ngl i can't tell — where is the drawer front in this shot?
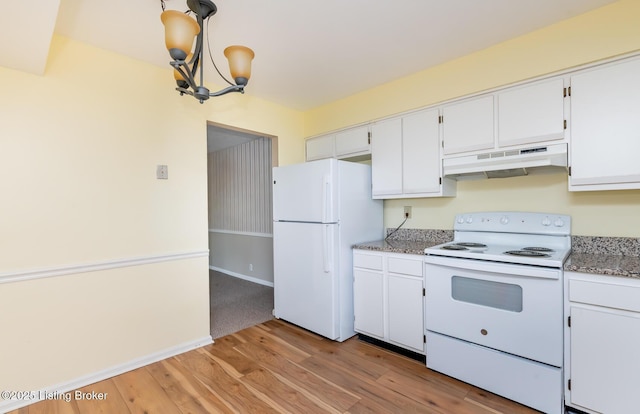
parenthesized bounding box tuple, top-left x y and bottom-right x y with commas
(569, 279, 640, 313)
(353, 252, 383, 271)
(387, 256, 423, 276)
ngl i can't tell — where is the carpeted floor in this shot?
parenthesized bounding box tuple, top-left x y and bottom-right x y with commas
(209, 270, 274, 339)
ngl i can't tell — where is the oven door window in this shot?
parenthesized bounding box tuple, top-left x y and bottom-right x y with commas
(451, 276, 523, 312)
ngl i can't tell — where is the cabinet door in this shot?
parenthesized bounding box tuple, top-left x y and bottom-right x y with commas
(371, 118, 402, 197)
(387, 274, 424, 353)
(306, 134, 335, 161)
(402, 109, 441, 194)
(442, 95, 495, 155)
(335, 125, 370, 158)
(353, 268, 384, 338)
(569, 305, 640, 413)
(570, 57, 640, 191)
(497, 77, 565, 147)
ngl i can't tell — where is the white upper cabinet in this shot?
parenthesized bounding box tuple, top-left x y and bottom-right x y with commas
(305, 133, 334, 161)
(371, 110, 454, 199)
(305, 125, 371, 162)
(335, 125, 370, 159)
(402, 109, 442, 195)
(371, 117, 403, 196)
(497, 77, 566, 147)
(442, 95, 495, 155)
(569, 55, 640, 191)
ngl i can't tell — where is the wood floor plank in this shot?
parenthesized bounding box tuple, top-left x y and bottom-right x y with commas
(464, 385, 539, 414)
(376, 368, 501, 414)
(307, 338, 392, 382)
(175, 345, 282, 413)
(234, 339, 361, 412)
(20, 395, 80, 414)
(111, 367, 182, 414)
(145, 358, 233, 414)
(73, 379, 130, 414)
(241, 366, 339, 413)
(300, 354, 432, 413)
(232, 323, 311, 363)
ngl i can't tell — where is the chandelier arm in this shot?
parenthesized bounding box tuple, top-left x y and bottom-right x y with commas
(208, 84, 245, 97)
(171, 61, 198, 90)
(175, 87, 195, 97)
(205, 18, 235, 86)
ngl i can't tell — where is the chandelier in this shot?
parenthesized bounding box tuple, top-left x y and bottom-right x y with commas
(160, 0, 255, 103)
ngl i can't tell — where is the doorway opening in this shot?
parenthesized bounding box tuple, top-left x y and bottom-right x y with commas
(206, 121, 278, 338)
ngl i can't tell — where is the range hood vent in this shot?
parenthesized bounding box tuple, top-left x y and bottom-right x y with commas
(443, 143, 567, 180)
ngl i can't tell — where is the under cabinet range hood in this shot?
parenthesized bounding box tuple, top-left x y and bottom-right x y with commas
(443, 143, 567, 180)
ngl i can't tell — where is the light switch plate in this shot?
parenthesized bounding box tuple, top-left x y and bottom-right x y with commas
(156, 165, 168, 179)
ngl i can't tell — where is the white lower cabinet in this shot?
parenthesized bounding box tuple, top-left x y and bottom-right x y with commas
(565, 271, 640, 414)
(353, 250, 425, 354)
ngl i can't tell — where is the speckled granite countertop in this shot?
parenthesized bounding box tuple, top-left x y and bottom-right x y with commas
(352, 239, 441, 255)
(564, 236, 640, 278)
(353, 228, 453, 255)
(353, 231, 640, 279)
(564, 253, 640, 278)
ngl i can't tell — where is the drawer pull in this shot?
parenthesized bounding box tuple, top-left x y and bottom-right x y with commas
(480, 329, 488, 336)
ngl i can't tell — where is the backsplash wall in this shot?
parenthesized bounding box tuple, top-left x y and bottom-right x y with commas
(383, 173, 640, 237)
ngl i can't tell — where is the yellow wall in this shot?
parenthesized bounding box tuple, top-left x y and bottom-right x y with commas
(0, 34, 303, 399)
(3, 0, 640, 403)
(303, 0, 640, 237)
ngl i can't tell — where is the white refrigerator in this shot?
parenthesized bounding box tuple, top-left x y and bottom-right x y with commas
(273, 158, 383, 341)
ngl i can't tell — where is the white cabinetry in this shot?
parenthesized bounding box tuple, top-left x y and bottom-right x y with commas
(305, 125, 370, 161)
(565, 271, 640, 414)
(371, 109, 455, 199)
(352, 252, 384, 338)
(335, 125, 370, 159)
(442, 95, 494, 155)
(442, 77, 567, 157)
(497, 77, 566, 147)
(370, 117, 402, 196)
(353, 250, 425, 354)
(569, 56, 640, 191)
(305, 133, 334, 161)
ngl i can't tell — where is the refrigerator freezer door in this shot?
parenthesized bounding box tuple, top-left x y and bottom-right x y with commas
(273, 159, 338, 223)
(273, 221, 339, 339)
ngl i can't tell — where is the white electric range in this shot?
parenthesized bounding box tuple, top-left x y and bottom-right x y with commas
(424, 211, 571, 414)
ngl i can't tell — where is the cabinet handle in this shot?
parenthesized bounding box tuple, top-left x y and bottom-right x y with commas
(480, 329, 488, 336)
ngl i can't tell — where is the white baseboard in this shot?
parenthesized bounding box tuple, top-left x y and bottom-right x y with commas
(0, 336, 213, 413)
(209, 266, 274, 288)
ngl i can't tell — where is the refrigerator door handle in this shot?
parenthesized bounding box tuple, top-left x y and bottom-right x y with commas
(322, 224, 332, 273)
(322, 174, 332, 223)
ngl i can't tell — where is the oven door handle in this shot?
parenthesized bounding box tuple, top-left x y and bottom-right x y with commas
(424, 255, 560, 279)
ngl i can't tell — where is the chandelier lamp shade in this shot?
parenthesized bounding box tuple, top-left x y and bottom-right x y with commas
(160, 0, 254, 103)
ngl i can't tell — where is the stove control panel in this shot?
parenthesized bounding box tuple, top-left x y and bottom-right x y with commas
(453, 212, 571, 235)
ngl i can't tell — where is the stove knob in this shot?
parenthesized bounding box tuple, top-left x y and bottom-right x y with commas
(500, 216, 509, 225)
(457, 216, 464, 224)
(554, 218, 565, 227)
(466, 216, 473, 224)
(542, 217, 552, 226)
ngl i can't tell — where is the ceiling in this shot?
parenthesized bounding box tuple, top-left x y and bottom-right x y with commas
(4, 0, 618, 111)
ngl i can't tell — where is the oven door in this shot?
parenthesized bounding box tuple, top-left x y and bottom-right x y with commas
(424, 255, 563, 367)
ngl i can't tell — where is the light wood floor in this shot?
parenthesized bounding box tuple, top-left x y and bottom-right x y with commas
(10, 319, 539, 413)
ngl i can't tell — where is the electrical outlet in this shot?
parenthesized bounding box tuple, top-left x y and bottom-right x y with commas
(404, 206, 412, 219)
(249, 264, 253, 272)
